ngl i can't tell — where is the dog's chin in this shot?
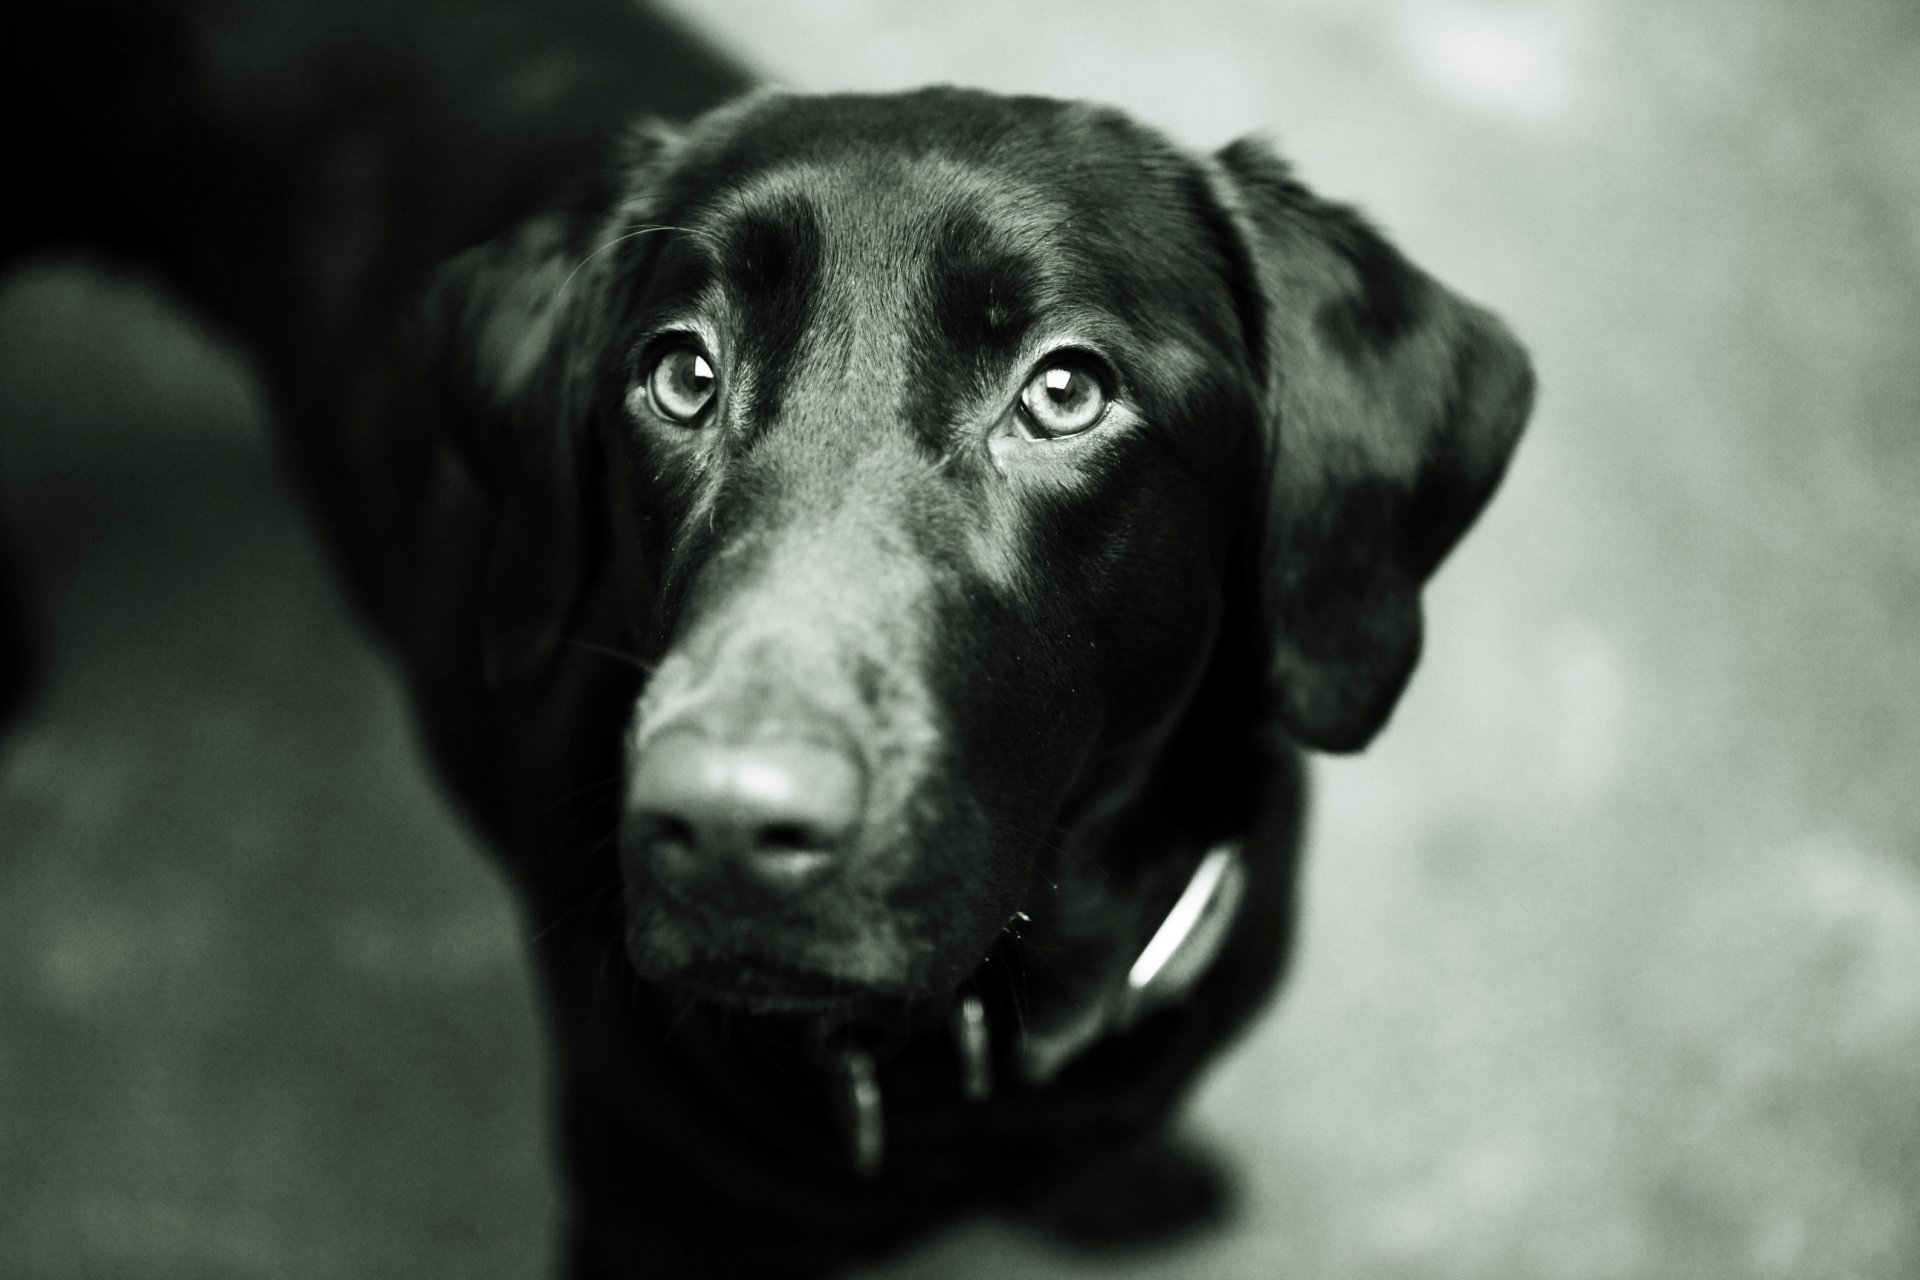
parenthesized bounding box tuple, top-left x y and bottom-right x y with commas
(619, 872, 1011, 1019)
(621, 914, 974, 1027)
(660, 956, 923, 1022)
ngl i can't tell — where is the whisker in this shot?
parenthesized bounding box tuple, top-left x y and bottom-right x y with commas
(540, 878, 620, 977)
(663, 991, 701, 1040)
(590, 929, 615, 1030)
(533, 771, 625, 823)
(555, 223, 683, 303)
(565, 636, 659, 675)
(530, 892, 595, 946)
(985, 948, 1031, 1040)
(1033, 211, 1080, 250)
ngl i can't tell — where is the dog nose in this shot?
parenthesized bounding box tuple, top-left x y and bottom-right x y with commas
(627, 729, 865, 907)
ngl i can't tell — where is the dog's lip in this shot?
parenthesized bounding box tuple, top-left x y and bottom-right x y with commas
(664, 955, 913, 1015)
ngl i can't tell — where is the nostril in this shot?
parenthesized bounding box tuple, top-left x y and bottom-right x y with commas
(640, 813, 701, 881)
(648, 814, 697, 848)
(758, 822, 820, 852)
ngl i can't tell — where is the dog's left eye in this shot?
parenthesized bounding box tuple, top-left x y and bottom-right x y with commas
(1017, 358, 1110, 438)
(644, 345, 718, 424)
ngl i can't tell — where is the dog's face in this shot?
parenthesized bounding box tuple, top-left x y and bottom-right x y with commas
(601, 93, 1260, 1009)
(446, 89, 1532, 1018)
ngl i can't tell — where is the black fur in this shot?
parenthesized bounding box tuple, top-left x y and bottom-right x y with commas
(3, 3, 1532, 1276)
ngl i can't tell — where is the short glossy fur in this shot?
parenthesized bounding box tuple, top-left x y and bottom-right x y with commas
(4, 3, 1532, 1275)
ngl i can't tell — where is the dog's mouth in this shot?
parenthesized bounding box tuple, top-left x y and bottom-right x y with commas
(619, 880, 979, 1021)
(665, 954, 917, 1018)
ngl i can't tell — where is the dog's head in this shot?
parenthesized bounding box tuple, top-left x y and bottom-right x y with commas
(438, 89, 1531, 1019)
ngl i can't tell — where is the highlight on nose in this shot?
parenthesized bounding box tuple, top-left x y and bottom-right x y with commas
(625, 727, 867, 908)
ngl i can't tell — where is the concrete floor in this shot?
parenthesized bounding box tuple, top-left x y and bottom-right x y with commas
(3, 1, 1917, 1277)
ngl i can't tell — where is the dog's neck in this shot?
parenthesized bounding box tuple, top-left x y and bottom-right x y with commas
(823, 837, 1249, 1176)
(1014, 840, 1249, 1084)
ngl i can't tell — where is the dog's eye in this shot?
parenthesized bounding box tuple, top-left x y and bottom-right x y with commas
(645, 345, 717, 424)
(1017, 358, 1109, 438)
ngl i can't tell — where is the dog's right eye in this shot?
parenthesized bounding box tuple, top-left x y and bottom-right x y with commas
(1016, 355, 1112, 439)
(642, 345, 717, 424)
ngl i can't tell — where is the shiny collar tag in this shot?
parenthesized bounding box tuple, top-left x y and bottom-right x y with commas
(835, 993, 990, 1178)
(953, 992, 992, 1101)
(1116, 842, 1248, 1028)
(836, 1049, 884, 1178)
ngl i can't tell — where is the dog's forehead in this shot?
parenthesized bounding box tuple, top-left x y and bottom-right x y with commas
(683, 88, 1192, 219)
(661, 91, 1242, 345)
(705, 156, 1062, 270)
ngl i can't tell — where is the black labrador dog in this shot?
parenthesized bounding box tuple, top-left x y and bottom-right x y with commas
(4, 1, 1533, 1274)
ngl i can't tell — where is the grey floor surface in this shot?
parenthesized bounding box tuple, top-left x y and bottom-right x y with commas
(3, 1, 1917, 1277)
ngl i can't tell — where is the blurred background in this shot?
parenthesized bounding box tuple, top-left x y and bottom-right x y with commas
(3, 0, 1917, 1276)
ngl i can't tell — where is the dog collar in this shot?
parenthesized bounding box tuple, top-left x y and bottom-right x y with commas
(834, 840, 1248, 1176)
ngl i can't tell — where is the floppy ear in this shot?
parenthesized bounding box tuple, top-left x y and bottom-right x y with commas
(427, 214, 608, 687)
(424, 123, 679, 687)
(1208, 137, 1535, 753)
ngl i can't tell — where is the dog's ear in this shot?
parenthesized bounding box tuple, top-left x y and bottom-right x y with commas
(425, 123, 680, 687)
(1209, 137, 1534, 752)
(428, 213, 611, 687)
